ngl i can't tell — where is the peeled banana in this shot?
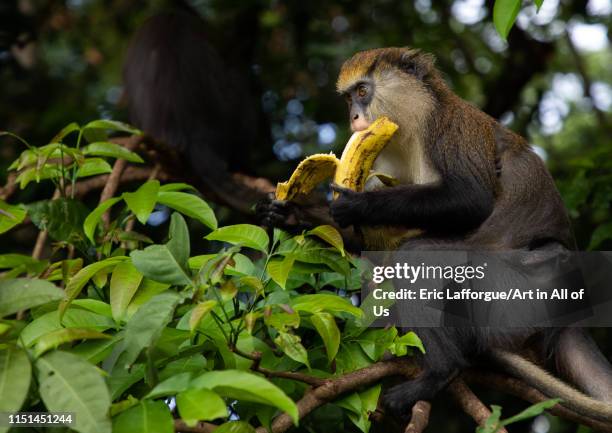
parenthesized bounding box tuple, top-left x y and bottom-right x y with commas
(275, 117, 399, 201)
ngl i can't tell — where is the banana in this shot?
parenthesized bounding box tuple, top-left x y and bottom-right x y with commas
(275, 117, 398, 201)
(332, 117, 399, 195)
(275, 154, 338, 201)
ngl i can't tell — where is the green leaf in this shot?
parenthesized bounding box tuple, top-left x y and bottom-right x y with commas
(266, 255, 295, 290)
(192, 370, 298, 425)
(120, 292, 182, 367)
(0, 346, 31, 432)
(391, 331, 425, 357)
(166, 212, 190, 269)
(0, 254, 43, 270)
(206, 224, 269, 252)
(214, 421, 257, 433)
(493, 0, 521, 40)
(307, 225, 345, 256)
(130, 214, 192, 285)
(109, 395, 139, 417)
(123, 180, 160, 225)
(159, 183, 196, 192)
(338, 385, 381, 433)
(534, 0, 544, 11)
(188, 254, 217, 270)
(51, 122, 80, 142)
(588, 221, 612, 250)
(15, 165, 61, 189)
(357, 328, 398, 362)
(157, 191, 217, 229)
(177, 388, 228, 425)
(274, 331, 310, 369)
(82, 142, 144, 163)
(0, 278, 65, 317)
(61, 256, 128, 317)
(146, 372, 193, 398)
(125, 279, 170, 318)
(110, 261, 143, 323)
(501, 399, 560, 426)
(264, 310, 300, 331)
(72, 299, 112, 317)
(82, 119, 142, 135)
(69, 337, 119, 364)
(131, 245, 191, 286)
(27, 198, 89, 242)
(34, 328, 111, 357)
(0, 200, 26, 234)
(189, 300, 218, 332)
(75, 158, 112, 178)
(477, 405, 502, 433)
(83, 197, 122, 244)
(36, 351, 111, 433)
(291, 294, 362, 317)
(112, 400, 173, 433)
(311, 312, 340, 362)
(20, 309, 115, 347)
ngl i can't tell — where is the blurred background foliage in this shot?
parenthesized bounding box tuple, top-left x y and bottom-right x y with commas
(0, 0, 610, 249)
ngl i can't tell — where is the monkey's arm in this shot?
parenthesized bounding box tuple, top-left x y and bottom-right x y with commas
(330, 174, 494, 234)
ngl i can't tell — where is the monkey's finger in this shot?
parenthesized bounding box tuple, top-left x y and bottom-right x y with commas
(270, 199, 291, 209)
(330, 183, 353, 196)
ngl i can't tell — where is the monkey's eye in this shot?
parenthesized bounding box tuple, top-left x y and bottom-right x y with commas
(345, 93, 352, 104)
(357, 85, 368, 98)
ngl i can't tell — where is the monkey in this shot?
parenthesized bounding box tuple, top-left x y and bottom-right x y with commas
(259, 47, 612, 423)
(122, 8, 272, 214)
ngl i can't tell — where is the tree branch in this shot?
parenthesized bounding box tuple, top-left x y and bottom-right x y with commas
(464, 370, 612, 433)
(404, 401, 431, 433)
(0, 172, 18, 201)
(254, 359, 418, 433)
(448, 378, 508, 433)
(98, 134, 143, 226)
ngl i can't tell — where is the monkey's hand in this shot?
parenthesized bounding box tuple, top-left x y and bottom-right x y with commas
(330, 184, 367, 228)
(255, 193, 314, 232)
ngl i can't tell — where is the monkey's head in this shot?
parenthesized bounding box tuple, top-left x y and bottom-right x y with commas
(337, 47, 440, 138)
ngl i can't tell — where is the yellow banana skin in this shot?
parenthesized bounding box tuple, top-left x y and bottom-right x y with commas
(275, 117, 398, 201)
(275, 154, 338, 201)
(333, 117, 399, 194)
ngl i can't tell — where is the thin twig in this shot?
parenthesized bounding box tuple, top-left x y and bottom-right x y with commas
(231, 346, 327, 387)
(404, 401, 431, 433)
(99, 135, 144, 226)
(448, 378, 508, 433)
(31, 189, 61, 260)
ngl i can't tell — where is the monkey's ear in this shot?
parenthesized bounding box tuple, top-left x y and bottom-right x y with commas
(399, 50, 435, 80)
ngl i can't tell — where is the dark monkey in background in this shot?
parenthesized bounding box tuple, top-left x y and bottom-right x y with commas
(122, 9, 271, 212)
(263, 47, 612, 422)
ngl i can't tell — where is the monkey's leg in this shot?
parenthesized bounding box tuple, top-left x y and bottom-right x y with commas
(555, 328, 612, 402)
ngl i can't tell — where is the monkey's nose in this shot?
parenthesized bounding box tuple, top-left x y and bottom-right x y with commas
(351, 115, 370, 132)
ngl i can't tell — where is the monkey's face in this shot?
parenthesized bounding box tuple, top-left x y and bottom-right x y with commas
(337, 47, 437, 137)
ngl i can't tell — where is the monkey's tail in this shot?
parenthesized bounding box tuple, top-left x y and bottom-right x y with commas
(491, 349, 612, 422)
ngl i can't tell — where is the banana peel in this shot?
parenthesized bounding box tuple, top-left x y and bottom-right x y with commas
(275, 117, 399, 201)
